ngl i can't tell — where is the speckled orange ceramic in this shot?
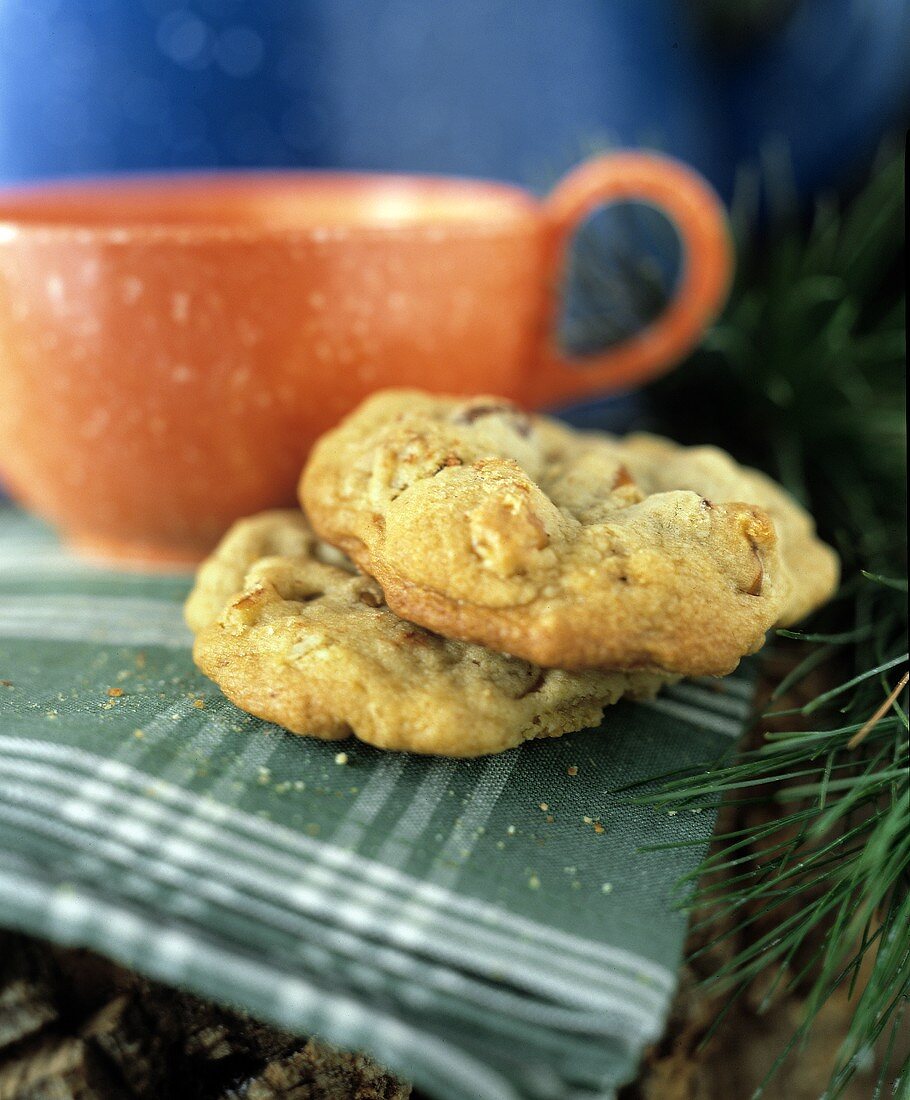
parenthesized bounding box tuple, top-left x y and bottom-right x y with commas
(0, 157, 730, 564)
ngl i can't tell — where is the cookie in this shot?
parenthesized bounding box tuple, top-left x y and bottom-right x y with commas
(186, 511, 670, 757)
(185, 510, 320, 634)
(615, 433, 838, 627)
(300, 390, 838, 676)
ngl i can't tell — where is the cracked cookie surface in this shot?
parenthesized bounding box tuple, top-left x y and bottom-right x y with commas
(300, 390, 838, 676)
(186, 511, 670, 757)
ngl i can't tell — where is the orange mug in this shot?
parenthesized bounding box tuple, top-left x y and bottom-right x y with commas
(0, 155, 730, 564)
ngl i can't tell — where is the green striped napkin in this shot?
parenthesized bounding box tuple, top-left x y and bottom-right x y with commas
(0, 504, 753, 1100)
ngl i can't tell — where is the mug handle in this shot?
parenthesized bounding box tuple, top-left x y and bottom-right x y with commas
(525, 152, 732, 408)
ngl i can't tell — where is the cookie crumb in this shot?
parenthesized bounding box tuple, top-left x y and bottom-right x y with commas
(528, 873, 541, 890)
(567, 765, 578, 777)
(193, 698, 205, 709)
(106, 687, 124, 698)
(133, 729, 144, 739)
(601, 882, 613, 894)
(593, 822, 605, 835)
(538, 802, 549, 812)
(334, 751, 349, 765)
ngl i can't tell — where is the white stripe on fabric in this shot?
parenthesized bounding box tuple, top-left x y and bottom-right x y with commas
(51, 697, 208, 835)
(0, 868, 523, 1100)
(0, 526, 57, 549)
(112, 697, 206, 771)
(0, 596, 192, 648)
(692, 675, 754, 700)
(0, 543, 192, 578)
(361, 754, 532, 1026)
(0, 736, 674, 992)
(0, 738, 675, 1001)
(663, 682, 751, 719)
(637, 696, 740, 738)
(353, 757, 522, 1034)
(0, 552, 152, 578)
(0, 787, 659, 1039)
(432, 754, 520, 888)
(0, 773, 667, 1027)
(199, 734, 280, 794)
(0, 553, 101, 576)
(376, 760, 456, 865)
(332, 756, 406, 849)
(1, 839, 651, 1098)
(1, 737, 675, 999)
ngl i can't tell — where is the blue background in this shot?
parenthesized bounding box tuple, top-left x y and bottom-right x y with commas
(1, 0, 908, 199)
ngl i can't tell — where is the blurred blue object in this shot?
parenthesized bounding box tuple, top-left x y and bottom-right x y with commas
(0, 0, 907, 199)
(723, 0, 910, 197)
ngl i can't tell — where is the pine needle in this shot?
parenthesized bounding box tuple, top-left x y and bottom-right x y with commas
(848, 672, 910, 749)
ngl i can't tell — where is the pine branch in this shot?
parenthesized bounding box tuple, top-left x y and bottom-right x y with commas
(637, 145, 908, 1096)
